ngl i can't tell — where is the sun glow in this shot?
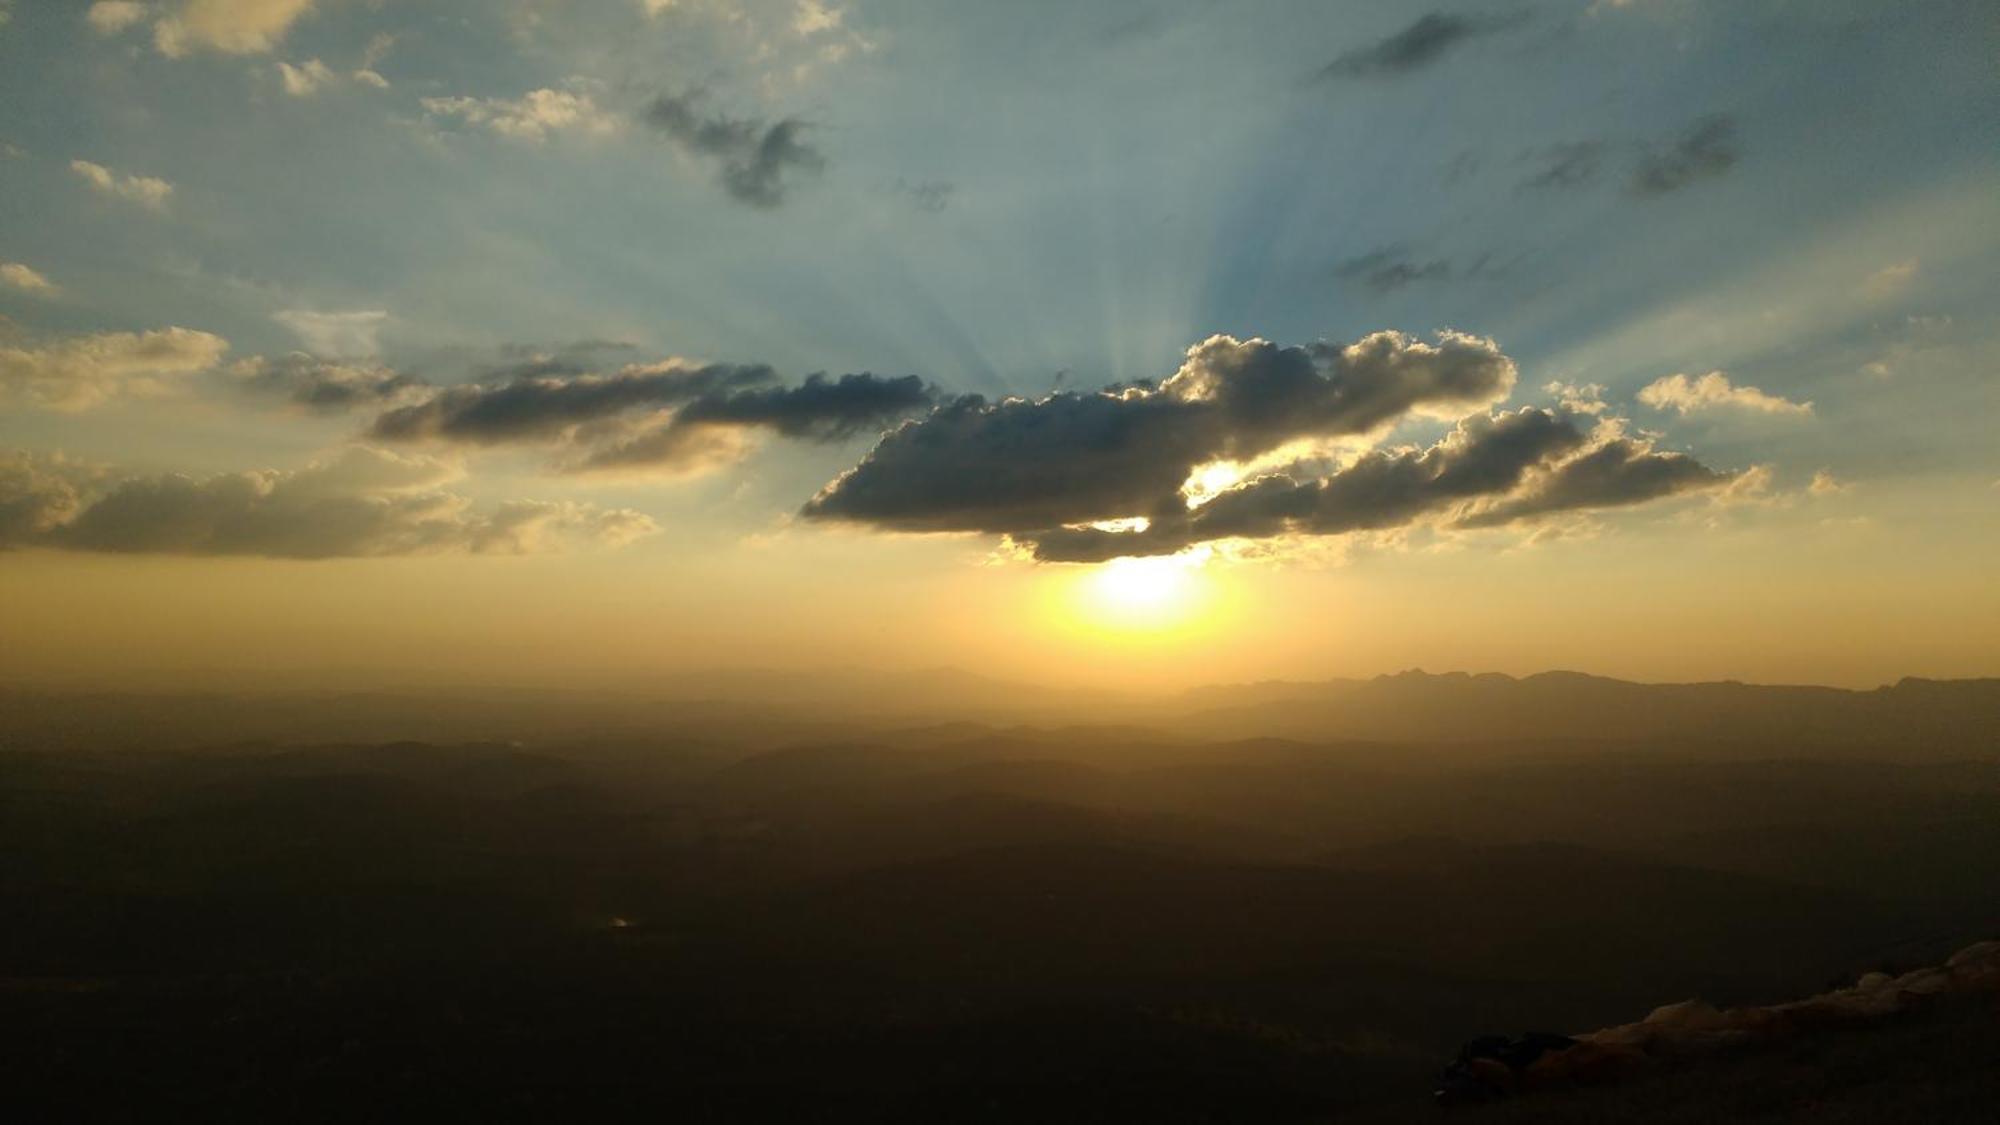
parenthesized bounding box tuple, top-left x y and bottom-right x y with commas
(1071, 550, 1213, 634)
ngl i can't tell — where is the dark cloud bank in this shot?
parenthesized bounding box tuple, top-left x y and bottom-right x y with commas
(802, 332, 1740, 562)
(367, 361, 934, 473)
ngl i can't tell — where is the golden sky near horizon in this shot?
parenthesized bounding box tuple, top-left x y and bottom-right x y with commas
(3, 474, 1992, 691)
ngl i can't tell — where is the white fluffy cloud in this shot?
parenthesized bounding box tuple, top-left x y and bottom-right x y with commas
(1544, 380, 1608, 415)
(0, 327, 229, 410)
(70, 160, 174, 212)
(1637, 370, 1812, 416)
(0, 262, 58, 296)
(153, 0, 316, 57)
(421, 88, 618, 142)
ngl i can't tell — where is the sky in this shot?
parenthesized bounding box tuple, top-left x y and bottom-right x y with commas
(0, 0, 1995, 691)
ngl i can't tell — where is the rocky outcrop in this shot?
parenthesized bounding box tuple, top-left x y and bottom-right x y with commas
(1438, 938, 2000, 1105)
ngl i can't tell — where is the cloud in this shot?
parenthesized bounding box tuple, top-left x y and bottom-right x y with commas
(566, 371, 935, 473)
(482, 339, 642, 381)
(1809, 469, 1851, 496)
(1334, 247, 1502, 294)
(1638, 370, 1812, 416)
(1455, 434, 1733, 528)
(422, 88, 618, 142)
(674, 372, 935, 439)
(1629, 114, 1740, 196)
(1544, 380, 1609, 415)
(1511, 117, 1738, 199)
(229, 353, 426, 413)
(806, 332, 1743, 561)
(360, 31, 394, 69)
(0, 327, 228, 410)
(1519, 140, 1606, 191)
(890, 178, 954, 213)
(0, 262, 58, 296)
(276, 57, 385, 96)
(793, 0, 844, 35)
(1031, 408, 1595, 562)
(803, 330, 1519, 537)
(277, 58, 332, 95)
(367, 360, 935, 473)
(643, 91, 826, 208)
(1335, 249, 1452, 294)
(468, 498, 660, 553)
(153, 0, 316, 57)
(369, 363, 779, 445)
(1861, 258, 1919, 300)
(86, 2, 149, 35)
(0, 451, 94, 544)
(273, 309, 388, 356)
(70, 160, 174, 212)
(1319, 11, 1527, 79)
(0, 445, 657, 558)
(566, 422, 758, 476)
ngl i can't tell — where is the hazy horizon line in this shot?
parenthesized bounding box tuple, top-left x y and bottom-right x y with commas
(3, 661, 1993, 699)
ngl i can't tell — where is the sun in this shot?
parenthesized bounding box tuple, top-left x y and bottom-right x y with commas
(1072, 551, 1211, 633)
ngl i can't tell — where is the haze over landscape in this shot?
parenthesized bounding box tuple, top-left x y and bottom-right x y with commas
(2, 0, 1997, 1120)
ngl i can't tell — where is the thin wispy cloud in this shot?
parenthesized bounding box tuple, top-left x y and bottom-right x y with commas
(273, 309, 389, 357)
(423, 87, 618, 142)
(276, 57, 388, 96)
(1630, 114, 1741, 196)
(0, 261, 58, 297)
(1320, 11, 1529, 80)
(70, 160, 174, 212)
(1334, 248, 1504, 295)
(1638, 371, 1812, 416)
(1519, 141, 1607, 191)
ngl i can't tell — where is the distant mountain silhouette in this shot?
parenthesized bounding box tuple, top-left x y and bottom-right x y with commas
(1174, 671, 2000, 751)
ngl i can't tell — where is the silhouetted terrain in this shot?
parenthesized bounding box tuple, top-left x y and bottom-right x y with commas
(5, 672, 1997, 1119)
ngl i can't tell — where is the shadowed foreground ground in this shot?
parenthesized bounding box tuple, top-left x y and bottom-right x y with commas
(5, 687, 1997, 1121)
